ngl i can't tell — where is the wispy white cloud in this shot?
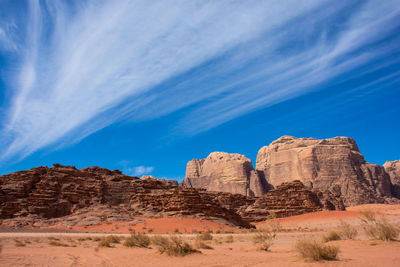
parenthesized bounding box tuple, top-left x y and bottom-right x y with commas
(124, 166, 154, 176)
(0, 0, 399, 161)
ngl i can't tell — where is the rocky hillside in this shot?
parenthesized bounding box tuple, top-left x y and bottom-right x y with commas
(183, 136, 399, 206)
(0, 164, 342, 228)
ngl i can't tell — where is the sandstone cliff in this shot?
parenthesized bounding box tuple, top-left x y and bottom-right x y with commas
(384, 160, 400, 198)
(182, 152, 266, 197)
(0, 164, 342, 228)
(255, 136, 393, 206)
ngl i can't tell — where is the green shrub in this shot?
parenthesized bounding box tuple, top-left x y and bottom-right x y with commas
(151, 235, 198, 256)
(295, 239, 339, 261)
(123, 232, 150, 248)
(322, 231, 341, 242)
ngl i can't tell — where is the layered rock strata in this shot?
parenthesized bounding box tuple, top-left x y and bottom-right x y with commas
(182, 152, 266, 197)
(0, 164, 342, 228)
(255, 136, 393, 206)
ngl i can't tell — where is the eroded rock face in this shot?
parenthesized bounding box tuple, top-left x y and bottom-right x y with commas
(256, 136, 393, 206)
(384, 160, 400, 198)
(0, 164, 343, 228)
(0, 164, 250, 228)
(182, 152, 266, 197)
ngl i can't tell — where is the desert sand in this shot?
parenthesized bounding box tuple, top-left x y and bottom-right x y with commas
(0, 204, 399, 267)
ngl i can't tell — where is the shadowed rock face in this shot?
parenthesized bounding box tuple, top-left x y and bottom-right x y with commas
(255, 136, 393, 206)
(182, 152, 266, 197)
(384, 160, 400, 198)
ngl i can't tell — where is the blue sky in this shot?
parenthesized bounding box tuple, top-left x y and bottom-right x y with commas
(0, 0, 399, 180)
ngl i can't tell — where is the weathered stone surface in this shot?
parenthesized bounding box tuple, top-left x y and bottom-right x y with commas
(384, 160, 400, 198)
(0, 164, 343, 228)
(256, 136, 393, 206)
(0, 164, 250, 228)
(182, 152, 266, 197)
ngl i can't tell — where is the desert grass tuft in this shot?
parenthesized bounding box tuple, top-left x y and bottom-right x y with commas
(252, 228, 276, 251)
(48, 240, 70, 247)
(14, 239, 26, 247)
(196, 232, 213, 241)
(295, 238, 339, 261)
(337, 221, 358, 240)
(97, 236, 122, 248)
(225, 235, 234, 243)
(195, 240, 213, 250)
(123, 232, 150, 248)
(151, 235, 199, 256)
(322, 231, 341, 242)
(360, 209, 399, 241)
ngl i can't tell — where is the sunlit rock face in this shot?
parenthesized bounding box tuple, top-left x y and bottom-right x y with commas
(384, 160, 400, 198)
(255, 136, 393, 206)
(182, 152, 267, 197)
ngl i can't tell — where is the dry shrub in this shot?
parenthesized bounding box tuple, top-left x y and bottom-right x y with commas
(225, 235, 234, 243)
(295, 239, 339, 261)
(360, 209, 399, 241)
(98, 237, 113, 248)
(338, 221, 358, 240)
(14, 239, 26, 247)
(322, 231, 341, 242)
(252, 228, 276, 251)
(196, 232, 213, 241)
(49, 240, 70, 247)
(151, 235, 199, 256)
(195, 240, 213, 250)
(123, 232, 150, 248)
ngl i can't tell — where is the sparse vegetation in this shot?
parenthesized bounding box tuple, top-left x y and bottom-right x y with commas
(252, 228, 276, 251)
(98, 238, 112, 248)
(49, 240, 70, 247)
(151, 235, 199, 256)
(97, 235, 121, 248)
(123, 232, 150, 248)
(195, 240, 213, 249)
(14, 239, 26, 247)
(360, 209, 399, 241)
(295, 238, 339, 261)
(322, 231, 341, 242)
(225, 235, 234, 243)
(196, 232, 213, 241)
(338, 221, 358, 240)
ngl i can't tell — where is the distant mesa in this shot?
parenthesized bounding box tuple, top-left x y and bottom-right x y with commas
(183, 135, 399, 206)
(182, 152, 266, 197)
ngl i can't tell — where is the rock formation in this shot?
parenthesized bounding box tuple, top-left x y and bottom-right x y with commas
(0, 164, 342, 228)
(384, 160, 400, 198)
(255, 136, 393, 206)
(182, 152, 266, 197)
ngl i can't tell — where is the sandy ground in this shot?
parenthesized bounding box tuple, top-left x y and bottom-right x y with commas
(0, 204, 399, 266)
